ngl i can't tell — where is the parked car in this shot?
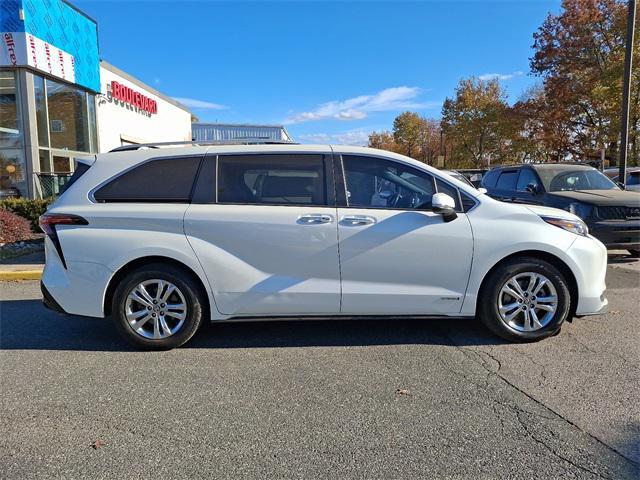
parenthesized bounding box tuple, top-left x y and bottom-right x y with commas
(40, 144, 608, 349)
(604, 167, 640, 192)
(454, 168, 487, 188)
(442, 170, 477, 189)
(482, 163, 640, 257)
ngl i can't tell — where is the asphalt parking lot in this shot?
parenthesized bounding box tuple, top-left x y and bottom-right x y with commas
(1, 258, 639, 479)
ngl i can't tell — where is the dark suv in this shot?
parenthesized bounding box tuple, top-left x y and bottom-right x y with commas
(482, 163, 640, 256)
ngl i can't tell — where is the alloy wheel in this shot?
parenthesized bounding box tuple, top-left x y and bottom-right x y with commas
(497, 272, 558, 332)
(124, 279, 187, 339)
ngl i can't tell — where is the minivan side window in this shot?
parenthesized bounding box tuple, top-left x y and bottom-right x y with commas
(217, 154, 327, 206)
(341, 155, 437, 210)
(516, 168, 540, 192)
(496, 170, 519, 190)
(93, 156, 202, 203)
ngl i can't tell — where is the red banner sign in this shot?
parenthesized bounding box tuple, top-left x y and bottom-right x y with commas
(111, 81, 157, 115)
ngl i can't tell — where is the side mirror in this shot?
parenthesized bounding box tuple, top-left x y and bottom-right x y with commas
(617, 181, 626, 190)
(525, 183, 540, 195)
(432, 193, 458, 222)
(478, 187, 488, 194)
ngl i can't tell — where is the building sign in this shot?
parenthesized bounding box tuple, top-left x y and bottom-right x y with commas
(1, 32, 76, 83)
(0, 0, 100, 92)
(110, 81, 158, 115)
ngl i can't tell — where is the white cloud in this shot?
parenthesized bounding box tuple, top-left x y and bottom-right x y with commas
(285, 86, 440, 124)
(173, 97, 227, 110)
(478, 71, 524, 81)
(298, 129, 372, 146)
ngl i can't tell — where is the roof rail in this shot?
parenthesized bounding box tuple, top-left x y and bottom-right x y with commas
(109, 138, 298, 153)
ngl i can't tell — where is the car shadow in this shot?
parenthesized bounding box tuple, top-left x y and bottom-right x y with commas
(608, 252, 639, 266)
(0, 299, 507, 352)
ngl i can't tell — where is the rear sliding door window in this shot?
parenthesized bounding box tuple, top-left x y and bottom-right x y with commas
(93, 156, 201, 203)
(217, 154, 327, 206)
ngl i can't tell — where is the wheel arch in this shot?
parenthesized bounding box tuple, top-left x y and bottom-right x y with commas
(103, 255, 211, 319)
(476, 250, 579, 319)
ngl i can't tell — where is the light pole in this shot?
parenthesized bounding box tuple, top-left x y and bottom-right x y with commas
(618, 0, 637, 187)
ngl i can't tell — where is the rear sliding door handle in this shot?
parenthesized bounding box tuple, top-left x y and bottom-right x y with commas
(297, 214, 334, 224)
(340, 215, 377, 226)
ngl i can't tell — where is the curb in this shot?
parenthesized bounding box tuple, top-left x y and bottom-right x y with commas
(0, 270, 43, 281)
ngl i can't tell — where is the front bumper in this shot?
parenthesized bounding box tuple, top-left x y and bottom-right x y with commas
(587, 218, 640, 249)
(565, 235, 609, 316)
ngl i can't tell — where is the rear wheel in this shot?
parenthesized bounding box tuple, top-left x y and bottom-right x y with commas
(478, 257, 570, 342)
(112, 264, 204, 350)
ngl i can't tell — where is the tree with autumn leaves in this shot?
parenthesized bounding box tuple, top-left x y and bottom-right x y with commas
(370, 0, 639, 168)
(528, 0, 638, 165)
(369, 112, 442, 165)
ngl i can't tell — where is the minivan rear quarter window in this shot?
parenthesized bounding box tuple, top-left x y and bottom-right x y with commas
(217, 154, 327, 206)
(94, 156, 202, 203)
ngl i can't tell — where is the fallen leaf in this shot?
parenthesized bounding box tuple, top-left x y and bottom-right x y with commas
(395, 388, 410, 396)
(91, 439, 106, 450)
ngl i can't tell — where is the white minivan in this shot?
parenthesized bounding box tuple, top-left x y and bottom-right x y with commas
(40, 143, 608, 349)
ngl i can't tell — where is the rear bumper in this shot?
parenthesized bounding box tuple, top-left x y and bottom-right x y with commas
(41, 281, 67, 314)
(587, 218, 640, 249)
(41, 237, 113, 318)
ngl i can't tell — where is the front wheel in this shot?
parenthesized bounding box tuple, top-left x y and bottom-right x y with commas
(478, 257, 571, 342)
(111, 263, 204, 350)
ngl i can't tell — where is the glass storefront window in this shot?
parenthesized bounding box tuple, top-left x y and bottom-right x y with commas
(0, 149, 27, 198)
(46, 78, 94, 152)
(34, 75, 49, 147)
(0, 70, 24, 149)
(39, 149, 51, 172)
(0, 70, 27, 197)
(87, 94, 98, 152)
(53, 155, 72, 173)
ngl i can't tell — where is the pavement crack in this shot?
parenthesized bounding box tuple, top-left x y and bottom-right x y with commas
(514, 410, 610, 479)
(437, 326, 640, 469)
(566, 332, 640, 369)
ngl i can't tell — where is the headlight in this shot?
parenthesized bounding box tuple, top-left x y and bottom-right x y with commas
(566, 202, 593, 219)
(542, 216, 589, 236)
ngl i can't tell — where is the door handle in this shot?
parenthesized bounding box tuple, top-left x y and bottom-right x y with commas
(340, 215, 377, 226)
(297, 214, 333, 224)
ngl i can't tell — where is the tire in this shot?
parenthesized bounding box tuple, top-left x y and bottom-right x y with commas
(111, 263, 205, 350)
(627, 249, 640, 258)
(478, 256, 571, 342)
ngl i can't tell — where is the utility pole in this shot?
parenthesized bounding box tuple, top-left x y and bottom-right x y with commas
(438, 129, 445, 168)
(619, 0, 637, 187)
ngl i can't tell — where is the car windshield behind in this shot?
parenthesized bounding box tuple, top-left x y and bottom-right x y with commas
(538, 168, 619, 192)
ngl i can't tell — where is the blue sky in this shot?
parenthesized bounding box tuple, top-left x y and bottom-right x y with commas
(76, 0, 561, 144)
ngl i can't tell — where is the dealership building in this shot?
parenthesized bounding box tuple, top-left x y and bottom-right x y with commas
(0, 0, 192, 199)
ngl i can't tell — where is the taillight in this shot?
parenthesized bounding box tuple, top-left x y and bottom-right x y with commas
(39, 214, 88, 269)
(39, 213, 88, 235)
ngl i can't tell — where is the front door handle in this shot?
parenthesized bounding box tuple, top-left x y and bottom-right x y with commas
(340, 215, 377, 226)
(297, 214, 333, 224)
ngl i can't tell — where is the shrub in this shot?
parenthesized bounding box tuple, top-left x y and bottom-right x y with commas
(0, 209, 33, 243)
(0, 198, 52, 232)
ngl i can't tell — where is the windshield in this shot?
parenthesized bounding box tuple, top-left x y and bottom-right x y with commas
(540, 169, 620, 192)
(451, 173, 474, 187)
